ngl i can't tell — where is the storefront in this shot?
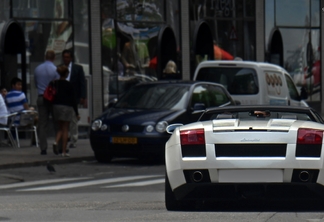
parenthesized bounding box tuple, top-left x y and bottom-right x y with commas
(0, 0, 323, 124)
(188, 0, 256, 78)
(0, 0, 91, 126)
(265, 0, 322, 110)
(100, 0, 181, 107)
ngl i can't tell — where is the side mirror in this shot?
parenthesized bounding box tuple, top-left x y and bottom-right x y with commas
(166, 123, 183, 134)
(300, 87, 308, 100)
(193, 103, 206, 111)
(108, 98, 118, 108)
(234, 100, 241, 105)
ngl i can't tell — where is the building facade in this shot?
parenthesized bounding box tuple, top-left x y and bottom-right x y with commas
(0, 0, 322, 126)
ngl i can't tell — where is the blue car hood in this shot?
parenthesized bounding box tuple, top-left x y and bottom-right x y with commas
(100, 108, 184, 124)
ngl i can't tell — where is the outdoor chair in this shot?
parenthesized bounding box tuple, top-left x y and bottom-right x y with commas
(11, 110, 39, 148)
(0, 112, 18, 148)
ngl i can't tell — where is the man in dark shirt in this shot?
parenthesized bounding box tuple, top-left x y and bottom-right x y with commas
(61, 49, 86, 148)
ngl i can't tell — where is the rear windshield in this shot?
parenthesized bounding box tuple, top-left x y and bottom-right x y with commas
(196, 67, 259, 95)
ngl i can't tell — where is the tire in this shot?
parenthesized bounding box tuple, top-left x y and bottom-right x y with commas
(165, 173, 184, 211)
(94, 151, 113, 163)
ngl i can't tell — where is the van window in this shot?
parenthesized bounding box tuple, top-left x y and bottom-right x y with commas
(285, 74, 300, 101)
(196, 68, 259, 95)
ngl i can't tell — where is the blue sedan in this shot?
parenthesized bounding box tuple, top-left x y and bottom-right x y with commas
(90, 80, 236, 163)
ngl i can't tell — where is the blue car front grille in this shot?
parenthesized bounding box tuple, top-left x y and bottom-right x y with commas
(110, 124, 145, 133)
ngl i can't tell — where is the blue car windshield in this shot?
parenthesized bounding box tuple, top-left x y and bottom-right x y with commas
(114, 84, 190, 109)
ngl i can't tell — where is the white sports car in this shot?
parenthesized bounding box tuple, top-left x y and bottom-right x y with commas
(165, 106, 324, 210)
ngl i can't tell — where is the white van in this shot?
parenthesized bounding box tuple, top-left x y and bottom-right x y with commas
(193, 60, 308, 106)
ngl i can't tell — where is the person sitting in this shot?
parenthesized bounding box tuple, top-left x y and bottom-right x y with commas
(0, 93, 8, 125)
(5, 77, 37, 146)
(5, 77, 35, 125)
(162, 60, 179, 80)
(0, 85, 8, 100)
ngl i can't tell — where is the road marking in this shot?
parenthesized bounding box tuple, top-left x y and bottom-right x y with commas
(0, 177, 92, 189)
(102, 178, 165, 188)
(17, 175, 163, 191)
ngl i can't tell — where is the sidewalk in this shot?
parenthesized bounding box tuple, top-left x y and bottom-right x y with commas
(0, 138, 95, 170)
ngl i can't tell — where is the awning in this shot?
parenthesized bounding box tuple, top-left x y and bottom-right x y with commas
(214, 45, 234, 60)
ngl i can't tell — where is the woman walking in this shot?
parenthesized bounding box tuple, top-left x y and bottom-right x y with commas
(52, 65, 79, 157)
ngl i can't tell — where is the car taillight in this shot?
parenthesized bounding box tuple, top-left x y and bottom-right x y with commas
(297, 128, 323, 144)
(180, 129, 205, 145)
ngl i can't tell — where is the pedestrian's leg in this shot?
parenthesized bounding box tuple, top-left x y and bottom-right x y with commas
(53, 120, 62, 155)
(30, 114, 38, 146)
(37, 97, 49, 154)
(62, 121, 70, 156)
(52, 109, 63, 153)
(69, 113, 78, 148)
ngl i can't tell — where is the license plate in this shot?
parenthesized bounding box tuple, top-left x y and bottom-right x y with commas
(111, 137, 137, 144)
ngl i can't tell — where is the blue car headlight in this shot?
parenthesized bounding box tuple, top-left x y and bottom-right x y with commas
(101, 124, 108, 131)
(91, 120, 102, 131)
(145, 125, 154, 133)
(155, 121, 168, 133)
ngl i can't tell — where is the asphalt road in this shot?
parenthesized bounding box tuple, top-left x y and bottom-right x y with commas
(1, 159, 324, 222)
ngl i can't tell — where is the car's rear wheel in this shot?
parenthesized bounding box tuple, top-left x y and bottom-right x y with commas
(165, 173, 187, 211)
(94, 151, 113, 163)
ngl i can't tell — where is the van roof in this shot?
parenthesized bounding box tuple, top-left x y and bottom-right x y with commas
(195, 60, 285, 72)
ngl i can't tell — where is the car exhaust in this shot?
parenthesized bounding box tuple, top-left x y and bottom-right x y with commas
(299, 171, 310, 182)
(192, 171, 203, 183)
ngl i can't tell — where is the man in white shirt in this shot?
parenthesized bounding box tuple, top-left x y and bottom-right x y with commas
(34, 50, 59, 155)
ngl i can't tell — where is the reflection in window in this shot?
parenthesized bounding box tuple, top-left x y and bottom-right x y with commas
(215, 20, 244, 58)
(280, 28, 320, 101)
(0, 0, 10, 21)
(196, 0, 256, 60)
(117, 0, 164, 22)
(46, 0, 72, 63)
(311, 0, 320, 26)
(117, 22, 160, 77)
(13, 0, 70, 19)
(275, 0, 310, 27)
(73, 0, 90, 75)
(115, 84, 190, 110)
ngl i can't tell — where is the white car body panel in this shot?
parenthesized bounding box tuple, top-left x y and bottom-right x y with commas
(166, 119, 324, 192)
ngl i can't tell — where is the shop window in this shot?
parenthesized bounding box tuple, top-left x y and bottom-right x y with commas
(244, 0, 255, 17)
(275, 0, 310, 27)
(13, 0, 70, 19)
(190, 0, 256, 61)
(116, 0, 164, 22)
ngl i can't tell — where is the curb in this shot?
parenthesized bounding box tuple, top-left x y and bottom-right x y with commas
(0, 156, 96, 170)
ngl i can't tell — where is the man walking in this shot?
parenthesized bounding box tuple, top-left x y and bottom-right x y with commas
(61, 49, 86, 148)
(34, 50, 59, 155)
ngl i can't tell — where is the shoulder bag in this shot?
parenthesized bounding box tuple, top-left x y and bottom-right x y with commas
(43, 81, 57, 102)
